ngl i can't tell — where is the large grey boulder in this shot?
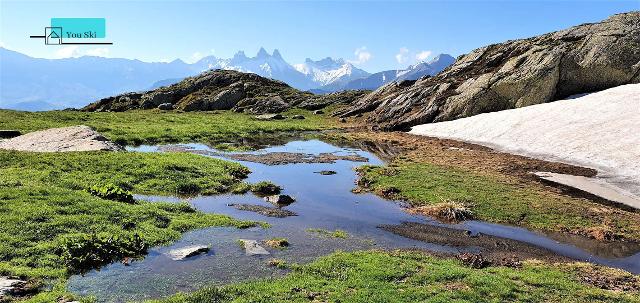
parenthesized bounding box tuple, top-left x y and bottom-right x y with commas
(0, 125, 122, 152)
(206, 87, 246, 110)
(337, 12, 640, 130)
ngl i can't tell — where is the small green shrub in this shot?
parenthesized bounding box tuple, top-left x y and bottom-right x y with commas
(175, 181, 202, 195)
(250, 181, 281, 195)
(87, 183, 135, 203)
(58, 232, 148, 272)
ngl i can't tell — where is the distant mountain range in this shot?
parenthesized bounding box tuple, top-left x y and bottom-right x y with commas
(336, 54, 455, 91)
(0, 47, 454, 111)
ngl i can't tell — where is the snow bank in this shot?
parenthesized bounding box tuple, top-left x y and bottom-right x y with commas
(410, 84, 640, 202)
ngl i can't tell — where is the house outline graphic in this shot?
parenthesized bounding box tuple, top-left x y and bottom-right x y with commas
(45, 27, 62, 45)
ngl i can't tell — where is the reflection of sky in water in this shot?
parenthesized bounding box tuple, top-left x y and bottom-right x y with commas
(73, 140, 640, 302)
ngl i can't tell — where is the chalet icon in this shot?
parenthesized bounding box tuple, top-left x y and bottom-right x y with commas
(45, 27, 62, 45)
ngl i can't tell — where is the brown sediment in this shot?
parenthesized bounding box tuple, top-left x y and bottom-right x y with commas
(380, 222, 571, 265)
(229, 203, 297, 218)
(565, 263, 640, 291)
(339, 131, 597, 180)
(159, 145, 368, 165)
(226, 152, 368, 165)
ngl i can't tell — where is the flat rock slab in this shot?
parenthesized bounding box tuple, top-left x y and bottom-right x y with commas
(0, 125, 122, 152)
(239, 239, 270, 256)
(166, 245, 210, 260)
(0, 277, 25, 296)
(254, 114, 285, 120)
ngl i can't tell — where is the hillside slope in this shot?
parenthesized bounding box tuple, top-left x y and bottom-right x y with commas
(83, 70, 366, 113)
(338, 12, 640, 130)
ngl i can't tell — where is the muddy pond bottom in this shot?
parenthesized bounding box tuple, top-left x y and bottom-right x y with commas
(67, 139, 640, 302)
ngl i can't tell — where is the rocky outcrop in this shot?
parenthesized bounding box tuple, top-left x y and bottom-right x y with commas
(84, 70, 368, 114)
(337, 12, 640, 130)
(0, 125, 122, 152)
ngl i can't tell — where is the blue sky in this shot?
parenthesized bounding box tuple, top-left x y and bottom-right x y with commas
(0, 0, 638, 72)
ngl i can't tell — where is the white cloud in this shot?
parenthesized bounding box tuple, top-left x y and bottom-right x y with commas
(85, 47, 110, 57)
(55, 46, 81, 58)
(416, 50, 432, 62)
(350, 46, 372, 65)
(54, 46, 111, 58)
(395, 47, 410, 64)
(189, 51, 204, 63)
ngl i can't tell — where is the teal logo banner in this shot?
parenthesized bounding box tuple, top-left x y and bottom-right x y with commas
(30, 17, 112, 45)
(51, 18, 106, 39)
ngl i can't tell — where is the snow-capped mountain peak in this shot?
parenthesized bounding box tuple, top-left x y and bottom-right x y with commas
(294, 57, 369, 86)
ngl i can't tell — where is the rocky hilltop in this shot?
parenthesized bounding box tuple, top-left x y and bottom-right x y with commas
(337, 12, 640, 130)
(83, 70, 367, 113)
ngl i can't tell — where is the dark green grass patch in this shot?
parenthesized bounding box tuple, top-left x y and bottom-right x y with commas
(0, 109, 336, 146)
(0, 150, 259, 301)
(356, 163, 640, 241)
(151, 250, 640, 303)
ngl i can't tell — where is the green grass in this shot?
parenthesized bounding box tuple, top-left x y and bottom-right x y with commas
(0, 109, 336, 146)
(306, 228, 349, 239)
(150, 250, 640, 303)
(0, 150, 260, 301)
(356, 163, 640, 240)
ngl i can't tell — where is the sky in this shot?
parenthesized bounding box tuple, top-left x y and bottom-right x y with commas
(0, 0, 638, 72)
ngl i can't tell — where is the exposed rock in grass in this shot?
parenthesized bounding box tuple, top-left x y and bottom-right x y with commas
(238, 239, 270, 256)
(408, 200, 474, 223)
(265, 194, 296, 206)
(166, 245, 210, 260)
(255, 114, 285, 121)
(290, 115, 305, 120)
(0, 125, 122, 152)
(0, 277, 26, 297)
(456, 253, 490, 269)
(229, 203, 297, 218)
(157, 103, 174, 110)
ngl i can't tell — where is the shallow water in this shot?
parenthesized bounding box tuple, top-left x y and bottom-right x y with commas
(67, 139, 640, 302)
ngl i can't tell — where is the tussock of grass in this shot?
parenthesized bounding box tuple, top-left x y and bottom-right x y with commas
(150, 250, 640, 303)
(306, 228, 349, 239)
(250, 181, 282, 195)
(267, 258, 288, 269)
(264, 238, 289, 248)
(410, 200, 474, 222)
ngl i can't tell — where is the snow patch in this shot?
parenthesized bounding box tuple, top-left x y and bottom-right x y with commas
(410, 84, 640, 206)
